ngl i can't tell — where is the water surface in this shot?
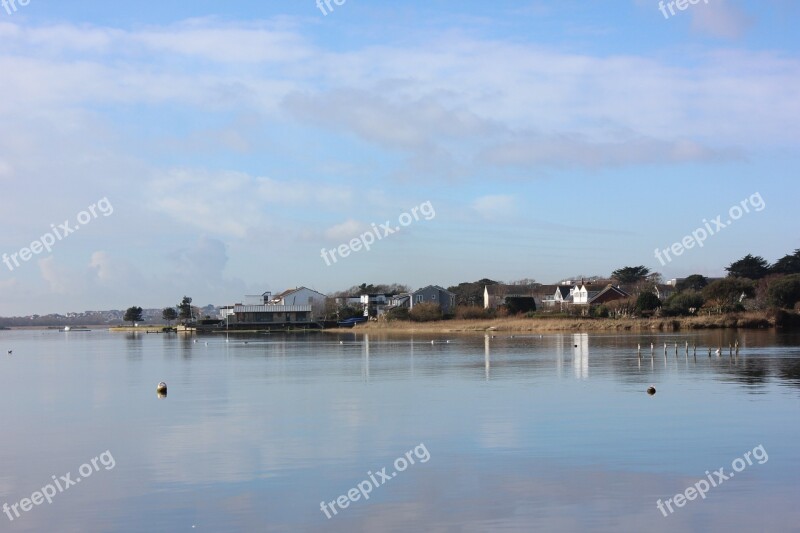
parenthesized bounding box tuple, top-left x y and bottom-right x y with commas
(1, 329, 798, 532)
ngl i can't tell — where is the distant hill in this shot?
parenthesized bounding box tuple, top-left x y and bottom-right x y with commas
(0, 305, 220, 328)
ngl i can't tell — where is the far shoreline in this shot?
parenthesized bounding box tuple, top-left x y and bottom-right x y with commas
(337, 310, 800, 334)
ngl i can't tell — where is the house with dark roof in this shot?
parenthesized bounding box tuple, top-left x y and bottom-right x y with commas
(589, 285, 630, 305)
(411, 285, 456, 314)
(484, 284, 535, 307)
(550, 285, 574, 307)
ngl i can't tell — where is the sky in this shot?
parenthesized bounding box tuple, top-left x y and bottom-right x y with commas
(0, 0, 798, 315)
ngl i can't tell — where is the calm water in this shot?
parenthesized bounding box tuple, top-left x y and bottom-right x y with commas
(1, 329, 799, 532)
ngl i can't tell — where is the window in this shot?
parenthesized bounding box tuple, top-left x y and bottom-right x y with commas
(416, 295, 423, 302)
(432, 294, 437, 300)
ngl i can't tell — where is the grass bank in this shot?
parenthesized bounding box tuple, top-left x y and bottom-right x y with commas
(348, 310, 799, 334)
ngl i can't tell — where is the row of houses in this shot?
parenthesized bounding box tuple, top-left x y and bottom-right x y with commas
(218, 285, 458, 328)
(485, 281, 633, 311)
(484, 279, 689, 312)
(216, 278, 692, 328)
(335, 285, 458, 317)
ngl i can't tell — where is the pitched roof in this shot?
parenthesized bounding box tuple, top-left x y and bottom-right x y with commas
(413, 285, 455, 296)
(556, 286, 572, 297)
(272, 286, 326, 301)
(532, 284, 558, 295)
(588, 285, 630, 303)
(485, 283, 542, 296)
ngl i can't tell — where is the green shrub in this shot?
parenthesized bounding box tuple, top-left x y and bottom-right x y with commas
(767, 274, 800, 309)
(635, 292, 661, 312)
(663, 290, 705, 316)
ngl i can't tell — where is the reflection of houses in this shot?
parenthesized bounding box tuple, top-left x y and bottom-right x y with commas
(411, 285, 456, 314)
(573, 333, 589, 379)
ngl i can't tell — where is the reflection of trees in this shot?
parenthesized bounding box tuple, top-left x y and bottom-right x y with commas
(774, 358, 800, 388)
(125, 332, 143, 359)
(715, 357, 771, 389)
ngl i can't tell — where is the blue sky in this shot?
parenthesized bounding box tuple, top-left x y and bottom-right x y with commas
(0, 0, 797, 315)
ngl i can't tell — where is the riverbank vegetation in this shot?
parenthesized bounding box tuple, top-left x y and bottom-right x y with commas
(356, 309, 799, 333)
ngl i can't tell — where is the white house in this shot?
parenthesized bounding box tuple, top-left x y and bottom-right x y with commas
(551, 286, 574, 307)
(270, 287, 327, 318)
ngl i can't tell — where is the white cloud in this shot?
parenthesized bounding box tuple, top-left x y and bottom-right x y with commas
(0, 159, 12, 180)
(481, 135, 741, 168)
(323, 219, 366, 241)
(472, 195, 517, 220)
(38, 257, 73, 294)
(132, 19, 313, 64)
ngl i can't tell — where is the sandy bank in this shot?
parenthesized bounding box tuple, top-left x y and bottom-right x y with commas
(340, 311, 798, 334)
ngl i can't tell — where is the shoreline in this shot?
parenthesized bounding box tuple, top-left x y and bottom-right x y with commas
(340, 311, 799, 334)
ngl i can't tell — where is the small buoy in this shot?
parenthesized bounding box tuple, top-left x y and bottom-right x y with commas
(647, 386, 656, 396)
(446, 340, 450, 343)
(204, 341, 208, 346)
(339, 341, 344, 345)
(431, 340, 435, 344)
(156, 382, 167, 395)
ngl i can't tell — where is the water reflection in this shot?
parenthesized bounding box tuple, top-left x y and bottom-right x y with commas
(0, 328, 798, 533)
(572, 333, 589, 379)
